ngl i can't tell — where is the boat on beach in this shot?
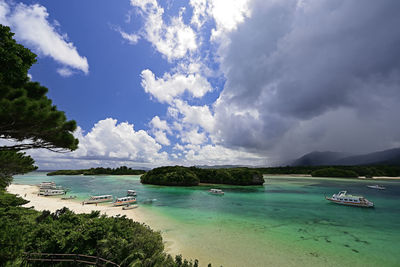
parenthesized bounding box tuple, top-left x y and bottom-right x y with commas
(367, 185, 386, 190)
(209, 188, 224, 195)
(127, 190, 137, 196)
(113, 196, 136, 206)
(39, 188, 66, 196)
(61, 195, 77, 200)
(122, 204, 138, 210)
(326, 191, 374, 207)
(84, 195, 113, 204)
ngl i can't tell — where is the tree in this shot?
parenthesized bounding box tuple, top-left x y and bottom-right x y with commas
(0, 151, 37, 189)
(0, 25, 78, 152)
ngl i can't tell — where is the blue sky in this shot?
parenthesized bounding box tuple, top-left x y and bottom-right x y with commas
(1, 0, 400, 169)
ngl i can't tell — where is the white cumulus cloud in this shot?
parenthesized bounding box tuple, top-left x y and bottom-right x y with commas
(130, 0, 197, 61)
(140, 69, 213, 103)
(0, 1, 88, 75)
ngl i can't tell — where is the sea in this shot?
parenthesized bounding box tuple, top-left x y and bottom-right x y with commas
(13, 172, 400, 267)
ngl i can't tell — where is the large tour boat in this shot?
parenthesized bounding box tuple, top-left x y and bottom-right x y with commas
(113, 196, 136, 206)
(84, 195, 113, 204)
(39, 188, 65, 196)
(326, 191, 374, 207)
(39, 181, 56, 189)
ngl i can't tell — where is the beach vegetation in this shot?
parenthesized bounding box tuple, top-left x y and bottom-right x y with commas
(0, 191, 206, 266)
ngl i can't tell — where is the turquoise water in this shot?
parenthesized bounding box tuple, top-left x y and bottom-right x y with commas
(13, 172, 400, 266)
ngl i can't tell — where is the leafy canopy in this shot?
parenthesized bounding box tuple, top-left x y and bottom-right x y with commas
(0, 151, 37, 189)
(0, 25, 78, 152)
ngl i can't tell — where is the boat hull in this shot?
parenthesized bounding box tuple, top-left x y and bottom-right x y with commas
(113, 199, 137, 206)
(122, 204, 138, 210)
(41, 192, 65, 196)
(84, 199, 112, 204)
(326, 197, 374, 208)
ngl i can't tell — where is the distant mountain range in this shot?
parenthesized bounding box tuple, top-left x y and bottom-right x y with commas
(291, 148, 400, 166)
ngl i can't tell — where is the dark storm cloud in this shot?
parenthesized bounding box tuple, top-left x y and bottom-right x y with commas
(214, 0, 400, 160)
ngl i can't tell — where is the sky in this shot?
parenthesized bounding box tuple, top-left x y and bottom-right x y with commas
(1, 0, 400, 169)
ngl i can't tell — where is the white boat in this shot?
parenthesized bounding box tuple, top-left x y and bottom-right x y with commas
(39, 181, 56, 189)
(113, 196, 137, 206)
(209, 188, 224, 195)
(367, 185, 386, 190)
(84, 195, 113, 204)
(127, 190, 137, 196)
(325, 191, 374, 207)
(122, 204, 138, 210)
(39, 188, 65, 196)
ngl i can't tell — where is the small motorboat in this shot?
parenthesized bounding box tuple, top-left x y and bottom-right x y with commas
(61, 195, 77, 200)
(122, 204, 138, 210)
(142, 198, 157, 204)
(325, 191, 374, 208)
(209, 189, 224, 195)
(367, 185, 386, 190)
(127, 190, 137, 196)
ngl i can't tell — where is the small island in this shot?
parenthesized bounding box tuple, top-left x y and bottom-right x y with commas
(140, 166, 264, 186)
(47, 166, 146, 176)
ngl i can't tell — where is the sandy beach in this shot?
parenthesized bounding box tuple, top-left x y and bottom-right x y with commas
(6, 184, 181, 256)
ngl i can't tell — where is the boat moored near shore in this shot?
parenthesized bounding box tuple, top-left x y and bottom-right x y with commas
(326, 191, 374, 207)
(113, 196, 137, 206)
(39, 181, 56, 189)
(122, 204, 138, 210)
(39, 188, 66, 196)
(127, 190, 137, 196)
(84, 195, 113, 204)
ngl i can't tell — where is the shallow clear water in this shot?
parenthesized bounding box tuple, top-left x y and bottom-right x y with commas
(13, 172, 400, 266)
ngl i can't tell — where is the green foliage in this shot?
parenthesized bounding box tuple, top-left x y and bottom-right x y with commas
(0, 151, 36, 189)
(141, 166, 264, 186)
(190, 167, 264, 185)
(311, 168, 359, 178)
(0, 190, 29, 208)
(47, 166, 147, 176)
(0, 191, 204, 266)
(0, 25, 78, 152)
(256, 165, 400, 177)
(141, 166, 200, 186)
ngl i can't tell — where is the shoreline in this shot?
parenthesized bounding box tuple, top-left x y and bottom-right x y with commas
(6, 184, 181, 256)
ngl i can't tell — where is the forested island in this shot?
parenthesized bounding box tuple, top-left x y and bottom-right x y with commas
(47, 166, 146, 176)
(256, 165, 400, 178)
(140, 166, 264, 186)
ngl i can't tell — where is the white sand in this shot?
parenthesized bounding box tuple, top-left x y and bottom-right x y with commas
(6, 184, 180, 255)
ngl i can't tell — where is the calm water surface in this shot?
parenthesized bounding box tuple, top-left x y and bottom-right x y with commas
(13, 172, 400, 266)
